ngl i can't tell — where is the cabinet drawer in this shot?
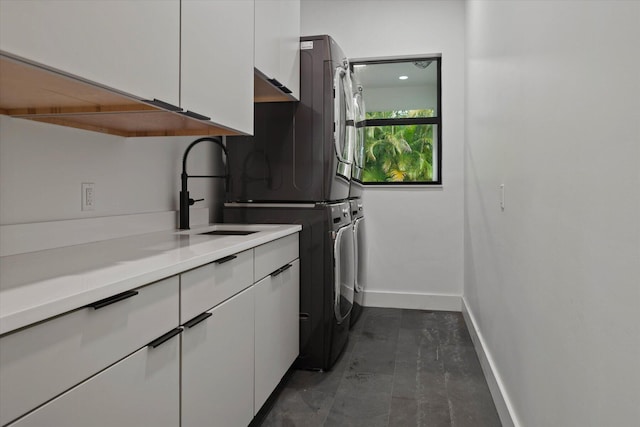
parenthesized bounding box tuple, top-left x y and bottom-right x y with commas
(7, 332, 180, 427)
(254, 234, 299, 281)
(180, 249, 253, 323)
(0, 276, 179, 426)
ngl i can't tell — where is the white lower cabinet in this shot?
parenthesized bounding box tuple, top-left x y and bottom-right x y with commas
(1, 233, 300, 427)
(254, 259, 300, 413)
(8, 333, 180, 427)
(181, 286, 255, 427)
(0, 276, 179, 426)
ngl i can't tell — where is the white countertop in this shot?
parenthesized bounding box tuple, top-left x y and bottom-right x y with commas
(0, 223, 301, 335)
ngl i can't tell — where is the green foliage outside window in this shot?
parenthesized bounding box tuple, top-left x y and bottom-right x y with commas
(363, 109, 435, 183)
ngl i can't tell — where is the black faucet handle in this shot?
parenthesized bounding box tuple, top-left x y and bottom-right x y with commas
(189, 198, 204, 206)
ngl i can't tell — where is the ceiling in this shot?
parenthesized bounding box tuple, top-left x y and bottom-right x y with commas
(352, 60, 437, 88)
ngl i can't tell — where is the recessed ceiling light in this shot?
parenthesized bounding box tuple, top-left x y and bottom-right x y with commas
(399, 75, 408, 80)
(353, 64, 367, 68)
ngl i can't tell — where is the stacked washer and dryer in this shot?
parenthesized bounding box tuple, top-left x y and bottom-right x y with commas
(224, 35, 366, 371)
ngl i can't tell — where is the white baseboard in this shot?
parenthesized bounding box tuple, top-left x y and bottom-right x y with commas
(462, 298, 520, 427)
(0, 208, 209, 256)
(363, 290, 462, 312)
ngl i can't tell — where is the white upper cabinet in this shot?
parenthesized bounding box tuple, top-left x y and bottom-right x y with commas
(0, 0, 180, 106)
(0, 0, 256, 136)
(254, 0, 300, 100)
(280, 0, 301, 100)
(254, 0, 281, 81)
(181, 0, 254, 135)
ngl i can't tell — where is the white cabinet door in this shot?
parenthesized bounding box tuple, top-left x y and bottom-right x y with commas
(9, 333, 180, 427)
(182, 286, 254, 427)
(0, 0, 180, 106)
(0, 276, 179, 426)
(280, 0, 301, 100)
(254, 0, 300, 100)
(254, 0, 281, 81)
(181, 0, 254, 135)
(254, 259, 300, 413)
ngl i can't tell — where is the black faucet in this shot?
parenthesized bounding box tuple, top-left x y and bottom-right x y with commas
(179, 137, 229, 230)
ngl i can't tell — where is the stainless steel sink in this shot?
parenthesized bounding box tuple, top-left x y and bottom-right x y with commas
(198, 230, 257, 236)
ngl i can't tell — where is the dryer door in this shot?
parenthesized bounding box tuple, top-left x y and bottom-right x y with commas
(353, 216, 367, 294)
(333, 224, 354, 324)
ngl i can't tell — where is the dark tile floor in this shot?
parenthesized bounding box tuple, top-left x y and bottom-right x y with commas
(258, 307, 501, 427)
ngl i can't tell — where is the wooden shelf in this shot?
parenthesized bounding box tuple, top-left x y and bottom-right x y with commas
(25, 111, 238, 138)
(0, 53, 242, 137)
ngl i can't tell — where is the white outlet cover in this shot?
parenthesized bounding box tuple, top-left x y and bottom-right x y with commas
(82, 182, 95, 211)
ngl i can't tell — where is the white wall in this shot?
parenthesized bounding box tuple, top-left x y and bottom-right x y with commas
(0, 115, 224, 226)
(302, 0, 466, 309)
(465, 1, 640, 426)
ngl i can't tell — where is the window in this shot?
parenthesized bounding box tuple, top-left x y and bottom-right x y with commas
(351, 57, 442, 185)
